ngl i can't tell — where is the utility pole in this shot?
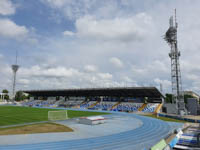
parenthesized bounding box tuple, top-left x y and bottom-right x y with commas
(11, 50, 20, 101)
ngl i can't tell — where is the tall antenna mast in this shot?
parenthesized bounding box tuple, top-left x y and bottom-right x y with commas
(15, 50, 18, 65)
(11, 50, 20, 100)
(160, 83, 163, 94)
(164, 9, 185, 114)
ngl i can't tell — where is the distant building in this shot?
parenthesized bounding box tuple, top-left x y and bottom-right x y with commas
(184, 91, 200, 102)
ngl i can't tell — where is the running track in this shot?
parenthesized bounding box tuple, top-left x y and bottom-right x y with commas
(0, 109, 182, 150)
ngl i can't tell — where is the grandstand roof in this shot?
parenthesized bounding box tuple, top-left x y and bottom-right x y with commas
(23, 87, 163, 102)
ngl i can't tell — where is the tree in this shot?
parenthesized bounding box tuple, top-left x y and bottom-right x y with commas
(165, 93, 173, 103)
(2, 89, 8, 94)
(165, 93, 195, 104)
(15, 91, 27, 101)
(2, 89, 9, 100)
(184, 94, 195, 104)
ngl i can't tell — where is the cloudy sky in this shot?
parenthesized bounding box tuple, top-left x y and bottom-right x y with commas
(0, 0, 199, 95)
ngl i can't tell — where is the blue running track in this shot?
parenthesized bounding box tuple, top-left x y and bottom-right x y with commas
(0, 109, 181, 150)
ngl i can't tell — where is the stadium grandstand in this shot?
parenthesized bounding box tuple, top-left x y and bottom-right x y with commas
(1, 87, 191, 150)
(22, 87, 164, 113)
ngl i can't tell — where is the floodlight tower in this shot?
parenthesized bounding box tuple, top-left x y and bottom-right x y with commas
(164, 9, 185, 114)
(11, 51, 19, 100)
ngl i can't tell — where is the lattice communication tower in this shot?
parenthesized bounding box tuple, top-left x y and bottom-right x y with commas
(164, 9, 185, 114)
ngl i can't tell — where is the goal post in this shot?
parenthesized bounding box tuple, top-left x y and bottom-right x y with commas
(48, 110, 68, 121)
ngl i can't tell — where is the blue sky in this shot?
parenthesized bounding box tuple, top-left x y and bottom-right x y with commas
(0, 0, 200, 95)
(12, 0, 74, 35)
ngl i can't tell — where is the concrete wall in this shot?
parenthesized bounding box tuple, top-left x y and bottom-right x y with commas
(30, 97, 34, 101)
(187, 98, 198, 115)
(47, 97, 56, 101)
(162, 103, 177, 114)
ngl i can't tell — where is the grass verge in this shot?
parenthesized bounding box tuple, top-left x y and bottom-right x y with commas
(0, 123, 73, 135)
(142, 114, 187, 123)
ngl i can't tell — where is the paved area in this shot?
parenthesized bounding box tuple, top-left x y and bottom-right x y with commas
(0, 114, 142, 145)
(0, 109, 183, 150)
(185, 115, 200, 120)
(160, 112, 200, 121)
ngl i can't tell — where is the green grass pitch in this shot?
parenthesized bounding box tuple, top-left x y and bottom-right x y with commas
(0, 106, 109, 126)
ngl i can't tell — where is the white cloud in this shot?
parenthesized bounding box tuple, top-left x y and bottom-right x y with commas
(185, 74, 199, 81)
(19, 66, 80, 78)
(84, 65, 97, 72)
(154, 78, 171, 87)
(150, 60, 169, 73)
(63, 30, 75, 36)
(18, 79, 30, 85)
(121, 76, 138, 87)
(14, 65, 115, 89)
(41, 0, 69, 8)
(181, 60, 200, 73)
(0, 19, 28, 39)
(109, 57, 124, 68)
(131, 66, 147, 75)
(41, 0, 89, 19)
(42, 0, 118, 20)
(0, 0, 16, 15)
(97, 73, 112, 80)
(123, 76, 134, 83)
(154, 78, 171, 94)
(75, 14, 152, 42)
(0, 60, 12, 92)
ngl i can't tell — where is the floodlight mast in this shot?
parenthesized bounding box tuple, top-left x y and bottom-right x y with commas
(164, 9, 185, 114)
(11, 50, 19, 100)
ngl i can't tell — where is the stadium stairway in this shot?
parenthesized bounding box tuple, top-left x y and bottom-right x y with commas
(154, 103, 163, 114)
(174, 132, 200, 149)
(0, 110, 180, 150)
(54, 99, 65, 106)
(72, 105, 80, 109)
(80, 100, 88, 106)
(73, 100, 88, 108)
(87, 101, 100, 109)
(138, 103, 147, 111)
(110, 102, 121, 110)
